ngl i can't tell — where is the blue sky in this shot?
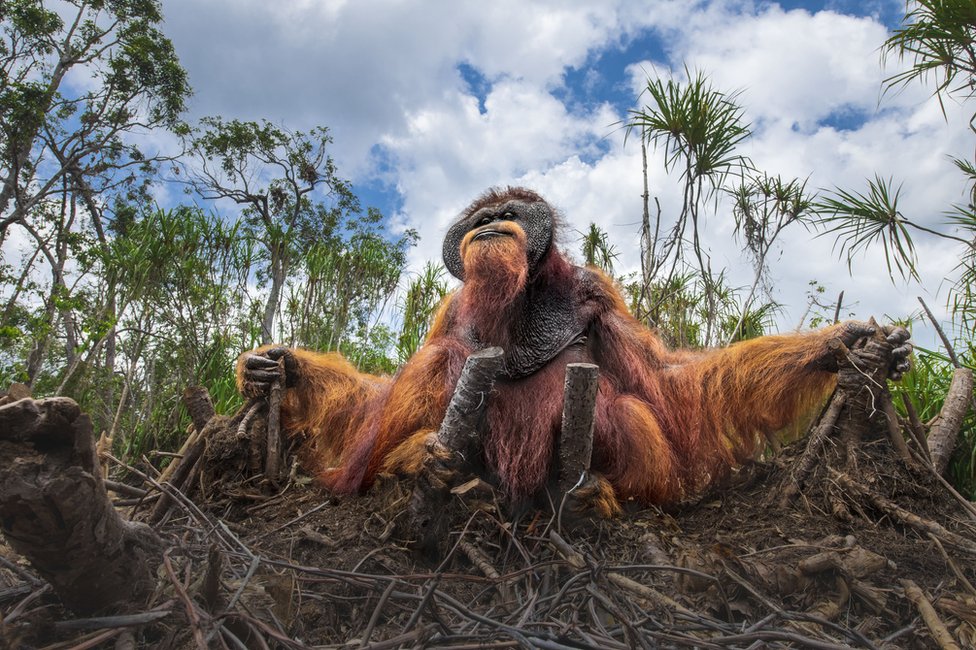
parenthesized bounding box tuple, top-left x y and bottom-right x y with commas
(154, 0, 972, 346)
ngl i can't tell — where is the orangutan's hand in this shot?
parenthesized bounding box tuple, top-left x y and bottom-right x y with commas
(559, 472, 622, 522)
(829, 320, 913, 380)
(238, 347, 300, 398)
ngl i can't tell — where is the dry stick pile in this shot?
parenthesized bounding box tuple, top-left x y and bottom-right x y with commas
(1, 323, 975, 649)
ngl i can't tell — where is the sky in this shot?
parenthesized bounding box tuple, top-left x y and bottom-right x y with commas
(155, 0, 972, 348)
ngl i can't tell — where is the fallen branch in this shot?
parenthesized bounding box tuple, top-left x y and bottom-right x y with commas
(831, 470, 976, 554)
(901, 578, 961, 650)
(917, 297, 961, 369)
(150, 386, 218, 526)
(780, 392, 846, 506)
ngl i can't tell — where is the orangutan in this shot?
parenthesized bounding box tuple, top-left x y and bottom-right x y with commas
(238, 187, 911, 515)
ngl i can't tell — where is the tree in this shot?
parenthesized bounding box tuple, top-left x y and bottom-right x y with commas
(815, 0, 976, 495)
(817, 0, 976, 322)
(0, 0, 189, 408)
(183, 117, 416, 349)
(578, 222, 618, 275)
(395, 262, 450, 363)
(0, 0, 189, 241)
(185, 118, 346, 345)
(627, 68, 751, 345)
(105, 206, 255, 457)
(726, 173, 815, 343)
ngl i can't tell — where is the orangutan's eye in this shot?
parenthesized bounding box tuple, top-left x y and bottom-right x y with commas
(478, 216, 492, 226)
(502, 211, 515, 220)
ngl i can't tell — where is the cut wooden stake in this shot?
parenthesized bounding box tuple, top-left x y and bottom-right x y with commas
(434, 347, 505, 455)
(557, 363, 599, 494)
(408, 347, 504, 560)
(882, 394, 914, 466)
(182, 385, 216, 433)
(901, 393, 932, 463)
(158, 386, 215, 486)
(265, 358, 284, 482)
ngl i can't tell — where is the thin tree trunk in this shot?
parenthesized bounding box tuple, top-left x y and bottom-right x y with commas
(726, 248, 767, 345)
(261, 251, 286, 345)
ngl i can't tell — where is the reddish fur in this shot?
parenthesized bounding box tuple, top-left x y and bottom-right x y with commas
(237, 192, 842, 510)
(484, 353, 570, 497)
(457, 223, 528, 346)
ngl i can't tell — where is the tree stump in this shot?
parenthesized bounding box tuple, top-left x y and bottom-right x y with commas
(407, 347, 504, 560)
(0, 398, 162, 614)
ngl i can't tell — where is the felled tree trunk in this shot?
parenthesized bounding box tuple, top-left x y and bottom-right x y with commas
(0, 397, 162, 615)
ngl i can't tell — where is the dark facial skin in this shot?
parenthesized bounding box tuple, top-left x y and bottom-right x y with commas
(443, 193, 553, 281)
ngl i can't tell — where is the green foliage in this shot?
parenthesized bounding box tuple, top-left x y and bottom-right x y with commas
(814, 1, 976, 321)
(0, 0, 190, 228)
(815, 1, 976, 495)
(726, 172, 816, 344)
(627, 68, 753, 346)
(107, 206, 255, 458)
(396, 262, 450, 363)
(622, 269, 764, 348)
(720, 300, 778, 344)
(731, 173, 815, 256)
(815, 176, 922, 282)
(882, 0, 976, 108)
(629, 67, 751, 188)
(578, 223, 618, 275)
(183, 117, 416, 348)
(282, 215, 416, 354)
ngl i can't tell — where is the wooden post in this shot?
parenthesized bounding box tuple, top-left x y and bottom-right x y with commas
(265, 359, 285, 482)
(556, 363, 599, 495)
(183, 385, 215, 433)
(433, 347, 504, 454)
(928, 368, 974, 475)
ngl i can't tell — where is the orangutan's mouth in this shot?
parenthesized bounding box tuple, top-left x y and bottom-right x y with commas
(472, 227, 511, 241)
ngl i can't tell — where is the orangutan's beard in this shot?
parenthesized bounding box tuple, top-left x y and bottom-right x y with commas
(457, 224, 529, 346)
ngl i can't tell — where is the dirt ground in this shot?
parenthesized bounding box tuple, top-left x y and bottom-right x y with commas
(3, 427, 974, 650)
